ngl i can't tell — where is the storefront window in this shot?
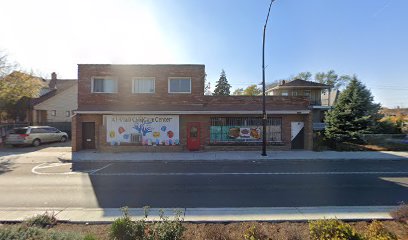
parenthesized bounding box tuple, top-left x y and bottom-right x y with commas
(210, 117, 282, 144)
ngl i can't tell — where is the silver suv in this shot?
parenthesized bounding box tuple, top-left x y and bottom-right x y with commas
(6, 126, 68, 147)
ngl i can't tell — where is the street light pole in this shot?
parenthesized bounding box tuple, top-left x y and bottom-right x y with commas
(262, 0, 275, 156)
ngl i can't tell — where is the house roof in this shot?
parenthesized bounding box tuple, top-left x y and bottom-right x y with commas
(268, 79, 331, 91)
(32, 80, 77, 106)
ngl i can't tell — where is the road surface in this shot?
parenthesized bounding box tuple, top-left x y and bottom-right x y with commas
(1, 153, 407, 208)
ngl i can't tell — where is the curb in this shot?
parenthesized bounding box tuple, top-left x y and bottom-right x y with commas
(60, 157, 408, 163)
(0, 206, 396, 223)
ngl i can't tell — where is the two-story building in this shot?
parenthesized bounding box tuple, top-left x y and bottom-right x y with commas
(72, 64, 313, 152)
(266, 79, 336, 131)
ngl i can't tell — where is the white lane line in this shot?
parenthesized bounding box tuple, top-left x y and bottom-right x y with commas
(89, 164, 113, 175)
(91, 171, 408, 176)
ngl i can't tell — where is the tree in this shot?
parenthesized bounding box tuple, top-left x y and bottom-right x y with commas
(0, 71, 45, 121)
(294, 71, 312, 81)
(232, 88, 244, 95)
(213, 69, 231, 96)
(204, 74, 211, 95)
(0, 53, 16, 77)
(324, 76, 382, 143)
(315, 70, 351, 89)
(243, 84, 262, 96)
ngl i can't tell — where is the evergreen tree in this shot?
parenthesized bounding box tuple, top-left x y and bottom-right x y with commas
(324, 76, 382, 143)
(213, 69, 231, 96)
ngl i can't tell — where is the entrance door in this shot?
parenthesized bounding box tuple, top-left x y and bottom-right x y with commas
(187, 122, 200, 151)
(291, 122, 304, 149)
(82, 122, 95, 149)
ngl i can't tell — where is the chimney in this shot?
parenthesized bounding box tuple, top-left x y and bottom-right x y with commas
(281, 80, 286, 85)
(49, 72, 57, 89)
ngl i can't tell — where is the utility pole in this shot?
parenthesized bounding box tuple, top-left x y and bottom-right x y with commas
(262, 0, 275, 156)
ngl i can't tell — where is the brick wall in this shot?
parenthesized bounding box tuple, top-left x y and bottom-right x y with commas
(77, 64, 206, 110)
(71, 114, 103, 152)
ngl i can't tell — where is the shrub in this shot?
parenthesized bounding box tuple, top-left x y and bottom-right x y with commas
(390, 202, 408, 222)
(24, 211, 58, 228)
(309, 219, 361, 240)
(110, 206, 146, 240)
(243, 225, 265, 240)
(0, 225, 83, 240)
(83, 233, 99, 240)
(364, 220, 397, 240)
(148, 209, 185, 240)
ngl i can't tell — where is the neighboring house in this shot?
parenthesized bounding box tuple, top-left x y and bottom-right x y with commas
(31, 72, 77, 135)
(72, 64, 313, 152)
(266, 79, 335, 131)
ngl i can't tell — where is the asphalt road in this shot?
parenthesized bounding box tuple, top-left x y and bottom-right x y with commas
(1, 156, 408, 208)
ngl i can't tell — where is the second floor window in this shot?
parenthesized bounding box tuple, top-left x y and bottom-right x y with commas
(92, 78, 117, 93)
(133, 78, 155, 93)
(169, 78, 191, 93)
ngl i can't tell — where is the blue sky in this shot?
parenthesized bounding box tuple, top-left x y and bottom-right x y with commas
(1, 0, 407, 107)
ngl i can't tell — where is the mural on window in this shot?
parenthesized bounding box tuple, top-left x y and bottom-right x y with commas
(210, 117, 282, 144)
(106, 115, 179, 146)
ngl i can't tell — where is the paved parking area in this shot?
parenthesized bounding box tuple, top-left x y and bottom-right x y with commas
(0, 140, 71, 153)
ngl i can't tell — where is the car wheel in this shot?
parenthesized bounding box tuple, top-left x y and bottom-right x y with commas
(32, 139, 41, 147)
(60, 136, 67, 142)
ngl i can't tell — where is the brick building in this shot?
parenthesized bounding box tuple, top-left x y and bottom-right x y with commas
(72, 64, 313, 152)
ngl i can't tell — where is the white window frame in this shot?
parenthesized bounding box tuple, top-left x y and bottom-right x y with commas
(281, 90, 288, 96)
(51, 110, 56, 116)
(168, 77, 192, 94)
(304, 90, 311, 97)
(91, 77, 118, 93)
(65, 111, 70, 117)
(132, 77, 155, 94)
(292, 91, 298, 96)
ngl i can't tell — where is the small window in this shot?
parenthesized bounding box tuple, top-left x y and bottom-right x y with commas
(190, 127, 198, 138)
(168, 78, 191, 93)
(51, 110, 56, 116)
(133, 78, 155, 93)
(304, 90, 311, 97)
(92, 78, 117, 93)
(66, 111, 70, 117)
(292, 91, 298, 96)
(281, 91, 288, 96)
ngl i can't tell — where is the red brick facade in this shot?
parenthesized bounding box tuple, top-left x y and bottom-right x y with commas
(72, 64, 313, 152)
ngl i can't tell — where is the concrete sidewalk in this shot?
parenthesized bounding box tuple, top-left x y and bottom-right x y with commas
(0, 206, 395, 223)
(59, 150, 408, 162)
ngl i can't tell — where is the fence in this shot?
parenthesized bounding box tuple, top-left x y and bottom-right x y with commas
(34, 122, 72, 138)
(0, 123, 29, 139)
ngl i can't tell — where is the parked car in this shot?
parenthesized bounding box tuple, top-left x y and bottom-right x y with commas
(5, 126, 68, 147)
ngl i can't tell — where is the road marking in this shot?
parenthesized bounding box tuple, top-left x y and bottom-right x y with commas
(91, 171, 408, 176)
(35, 163, 72, 169)
(31, 163, 81, 175)
(89, 164, 113, 174)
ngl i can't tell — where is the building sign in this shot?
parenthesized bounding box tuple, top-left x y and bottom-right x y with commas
(106, 115, 179, 146)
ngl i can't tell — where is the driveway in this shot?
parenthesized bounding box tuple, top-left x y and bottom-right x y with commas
(0, 140, 71, 153)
